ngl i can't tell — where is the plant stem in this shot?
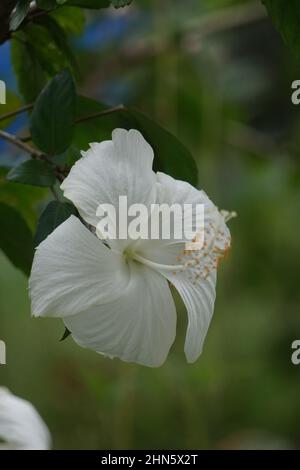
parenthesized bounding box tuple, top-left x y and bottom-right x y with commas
(0, 104, 125, 182)
(0, 129, 66, 182)
(20, 135, 32, 143)
(0, 103, 34, 123)
(75, 105, 125, 124)
(13, 105, 126, 142)
(0, 129, 42, 158)
(0, 104, 124, 129)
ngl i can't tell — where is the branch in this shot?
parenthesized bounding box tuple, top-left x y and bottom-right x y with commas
(0, 4, 59, 44)
(0, 103, 34, 123)
(5, 105, 126, 142)
(0, 129, 66, 182)
(0, 129, 42, 158)
(27, 6, 58, 22)
(0, 105, 125, 181)
(75, 105, 125, 124)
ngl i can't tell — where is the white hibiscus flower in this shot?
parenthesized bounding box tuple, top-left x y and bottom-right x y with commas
(0, 388, 51, 450)
(29, 129, 233, 367)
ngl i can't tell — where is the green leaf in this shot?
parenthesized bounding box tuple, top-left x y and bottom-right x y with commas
(31, 69, 76, 155)
(262, 0, 300, 60)
(34, 200, 77, 246)
(0, 202, 34, 276)
(111, 0, 133, 8)
(36, 0, 58, 9)
(66, 0, 110, 8)
(50, 7, 85, 35)
(12, 20, 75, 102)
(125, 108, 198, 185)
(60, 327, 72, 341)
(23, 24, 71, 77)
(11, 34, 47, 103)
(75, 96, 198, 186)
(53, 145, 82, 166)
(0, 168, 47, 230)
(6, 160, 56, 187)
(36, 15, 78, 74)
(10, 0, 31, 31)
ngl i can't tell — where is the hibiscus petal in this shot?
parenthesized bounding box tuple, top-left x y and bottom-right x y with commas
(64, 262, 177, 367)
(0, 388, 51, 450)
(130, 172, 228, 362)
(160, 270, 217, 363)
(135, 171, 225, 267)
(61, 129, 156, 230)
(29, 216, 129, 317)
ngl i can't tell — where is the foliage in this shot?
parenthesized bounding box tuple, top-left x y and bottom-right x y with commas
(34, 200, 77, 245)
(262, 0, 300, 60)
(31, 69, 76, 155)
(0, 202, 34, 276)
(1, 0, 198, 273)
(1, 0, 300, 451)
(7, 159, 56, 187)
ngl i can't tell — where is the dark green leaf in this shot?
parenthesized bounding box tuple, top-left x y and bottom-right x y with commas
(36, 0, 58, 9)
(10, 0, 31, 31)
(60, 327, 72, 341)
(12, 21, 74, 102)
(31, 70, 76, 155)
(66, 0, 110, 8)
(262, 0, 300, 60)
(0, 202, 34, 276)
(6, 160, 56, 187)
(50, 7, 85, 35)
(111, 0, 133, 8)
(67, 146, 82, 166)
(53, 145, 82, 166)
(125, 108, 198, 185)
(0, 168, 47, 230)
(34, 200, 77, 246)
(11, 34, 47, 103)
(23, 24, 71, 77)
(75, 96, 198, 186)
(36, 16, 78, 74)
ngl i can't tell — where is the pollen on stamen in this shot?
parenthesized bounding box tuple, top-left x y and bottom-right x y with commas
(177, 219, 232, 284)
(221, 210, 237, 223)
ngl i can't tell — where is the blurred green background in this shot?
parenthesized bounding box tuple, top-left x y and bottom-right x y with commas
(1, 0, 300, 449)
